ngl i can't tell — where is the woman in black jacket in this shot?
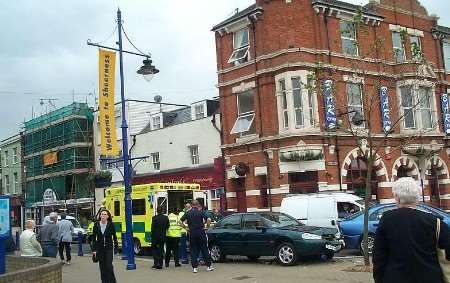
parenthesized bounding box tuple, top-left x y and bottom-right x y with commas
(92, 209, 118, 283)
(373, 177, 450, 283)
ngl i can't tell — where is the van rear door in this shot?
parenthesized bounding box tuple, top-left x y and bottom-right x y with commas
(193, 191, 207, 208)
(155, 191, 168, 215)
(307, 197, 337, 228)
(280, 198, 308, 224)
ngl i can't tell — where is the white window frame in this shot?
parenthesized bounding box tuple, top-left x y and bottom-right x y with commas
(275, 71, 319, 134)
(346, 82, 365, 128)
(189, 145, 199, 165)
(279, 80, 289, 129)
(13, 172, 18, 194)
(230, 90, 256, 136)
(195, 104, 205, 120)
(12, 147, 18, 164)
(340, 20, 358, 56)
(392, 31, 406, 63)
(3, 151, 8, 167)
(228, 27, 250, 65)
(4, 175, 9, 194)
(151, 114, 162, 130)
(397, 80, 437, 133)
(151, 152, 160, 171)
(410, 35, 422, 61)
(444, 41, 450, 73)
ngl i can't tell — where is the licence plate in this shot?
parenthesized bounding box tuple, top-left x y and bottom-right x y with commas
(326, 244, 340, 251)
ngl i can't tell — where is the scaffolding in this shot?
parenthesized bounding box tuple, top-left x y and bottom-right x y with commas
(23, 102, 94, 207)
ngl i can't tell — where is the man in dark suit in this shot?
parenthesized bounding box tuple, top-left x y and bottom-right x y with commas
(151, 206, 170, 269)
(373, 177, 450, 283)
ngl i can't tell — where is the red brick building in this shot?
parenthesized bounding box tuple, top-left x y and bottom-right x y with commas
(212, 0, 450, 212)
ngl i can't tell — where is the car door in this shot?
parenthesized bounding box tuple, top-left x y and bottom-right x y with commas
(241, 214, 274, 256)
(212, 214, 243, 255)
(368, 205, 396, 233)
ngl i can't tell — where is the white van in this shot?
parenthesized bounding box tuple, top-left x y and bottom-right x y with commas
(57, 215, 87, 241)
(280, 193, 364, 228)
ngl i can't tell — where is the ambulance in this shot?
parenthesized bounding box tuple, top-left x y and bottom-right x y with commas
(89, 182, 206, 255)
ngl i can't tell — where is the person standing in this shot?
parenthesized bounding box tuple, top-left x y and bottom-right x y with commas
(58, 213, 74, 264)
(165, 211, 182, 267)
(39, 212, 59, 257)
(20, 219, 42, 257)
(179, 203, 191, 264)
(179, 200, 213, 273)
(373, 177, 450, 283)
(151, 206, 169, 269)
(92, 209, 118, 283)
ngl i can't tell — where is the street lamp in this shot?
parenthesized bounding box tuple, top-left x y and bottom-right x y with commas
(87, 9, 159, 270)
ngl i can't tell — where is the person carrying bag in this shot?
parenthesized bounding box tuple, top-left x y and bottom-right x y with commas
(92, 209, 118, 283)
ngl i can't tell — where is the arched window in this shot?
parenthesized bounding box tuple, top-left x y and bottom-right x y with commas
(346, 157, 378, 200)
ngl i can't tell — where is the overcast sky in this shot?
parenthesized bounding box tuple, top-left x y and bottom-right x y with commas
(0, 0, 448, 139)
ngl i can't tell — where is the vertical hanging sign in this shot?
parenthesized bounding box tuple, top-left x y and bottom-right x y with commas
(98, 49, 119, 156)
(379, 86, 392, 133)
(441, 93, 450, 135)
(323, 79, 337, 130)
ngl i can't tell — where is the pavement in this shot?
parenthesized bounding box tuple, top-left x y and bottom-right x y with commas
(62, 252, 373, 283)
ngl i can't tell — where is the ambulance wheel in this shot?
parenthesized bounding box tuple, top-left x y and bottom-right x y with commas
(133, 238, 142, 255)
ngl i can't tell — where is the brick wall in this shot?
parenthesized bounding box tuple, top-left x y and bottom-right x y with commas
(0, 256, 62, 283)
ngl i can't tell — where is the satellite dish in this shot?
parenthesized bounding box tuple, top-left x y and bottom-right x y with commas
(154, 95, 162, 103)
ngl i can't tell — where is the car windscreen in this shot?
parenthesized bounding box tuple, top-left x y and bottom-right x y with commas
(260, 213, 302, 228)
(343, 210, 364, 220)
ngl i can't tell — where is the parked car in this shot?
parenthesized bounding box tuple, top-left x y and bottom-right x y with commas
(57, 215, 87, 242)
(339, 203, 450, 254)
(207, 212, 342, 266)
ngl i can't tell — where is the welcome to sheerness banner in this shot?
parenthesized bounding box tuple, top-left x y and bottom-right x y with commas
(98, 49, 119, 156)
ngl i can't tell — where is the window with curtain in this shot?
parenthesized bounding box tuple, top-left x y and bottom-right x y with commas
(292, 77, 304, 127)
(410, 35, 422, 61)
(340, 21, 358, 56)
(151, 152, 160, 170)
(444, 42, 450, 72)
(400, 86, 415, 129)
(230, 90, 255, 136)
(228, 28, 250, 64)
(418, 87, 433, 129)
(346, 83, 364, 127)
(280, 80, 289, 129)
(392, 32, 405, 63)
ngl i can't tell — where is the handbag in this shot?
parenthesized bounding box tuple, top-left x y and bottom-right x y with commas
(92, 253, 99, 263)
(436, 218, 450, 283)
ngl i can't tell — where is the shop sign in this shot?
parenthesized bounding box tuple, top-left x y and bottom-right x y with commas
(323, 79, 336, 130)
(379, 86, 392, 133)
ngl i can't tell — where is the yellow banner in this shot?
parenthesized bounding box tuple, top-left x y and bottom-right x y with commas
(99, 49, 119, 156)
(43, 152, 58, 166)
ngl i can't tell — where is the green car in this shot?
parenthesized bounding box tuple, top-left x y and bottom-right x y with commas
(207, 212, 342, 266)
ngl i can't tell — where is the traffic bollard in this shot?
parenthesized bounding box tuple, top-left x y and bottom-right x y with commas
(77, 232, 84, 256)
(121, 233, 127, 260)
(15, 231, 20, 251)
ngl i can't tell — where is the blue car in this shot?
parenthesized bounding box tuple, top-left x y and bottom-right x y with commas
(339, 203, 450, 254)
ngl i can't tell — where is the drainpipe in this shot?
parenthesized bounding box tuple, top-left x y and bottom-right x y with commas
(335, 135, 343, 191)
(264, 150, 273, 212)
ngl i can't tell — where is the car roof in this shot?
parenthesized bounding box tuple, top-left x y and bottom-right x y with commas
(57, 215, 76, 219)
(284, 192, 362, 201)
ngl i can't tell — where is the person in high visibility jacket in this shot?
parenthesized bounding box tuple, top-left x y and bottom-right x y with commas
(165, 211, 182, 267)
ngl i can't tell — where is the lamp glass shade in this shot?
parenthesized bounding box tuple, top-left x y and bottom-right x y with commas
(142, 73, 154, 82)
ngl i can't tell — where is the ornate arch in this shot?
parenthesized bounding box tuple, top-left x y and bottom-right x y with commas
(391, 156, 419, 181)
(425, 156, 449, 179)
(341, 147, 389, 183)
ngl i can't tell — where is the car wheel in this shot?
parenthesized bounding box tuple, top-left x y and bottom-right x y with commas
(359, 234, 375, 255)
(325, 253, 334, 260)
(209, 244, 226, 262)
(276, 242, 297, 266)
(133, 238, 142, 255)
(247, 255, 260, 261)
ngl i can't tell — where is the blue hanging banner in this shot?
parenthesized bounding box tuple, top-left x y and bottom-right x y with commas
(323, 79, 337, 130)
(0, 196, 10, 275)
(379, 86, 392, 133)
(441, 93, 450, 135)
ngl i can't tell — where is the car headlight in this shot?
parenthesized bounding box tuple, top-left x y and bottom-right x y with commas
(335, 232, 341, 239)
(301, 233, 322, 240)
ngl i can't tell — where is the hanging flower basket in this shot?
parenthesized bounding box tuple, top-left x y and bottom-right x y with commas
(88, 171, 112, 188)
